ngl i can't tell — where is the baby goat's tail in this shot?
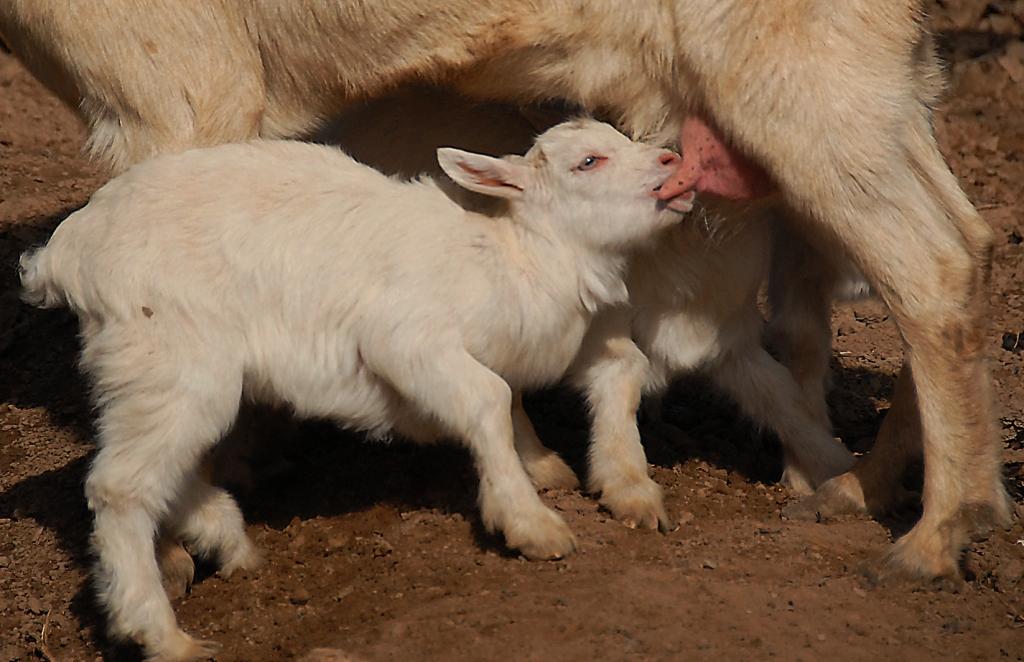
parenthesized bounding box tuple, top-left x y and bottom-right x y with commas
(19, 244, 70, 309)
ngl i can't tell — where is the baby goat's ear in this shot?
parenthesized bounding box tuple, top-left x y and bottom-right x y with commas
(437, 148, 530, 199)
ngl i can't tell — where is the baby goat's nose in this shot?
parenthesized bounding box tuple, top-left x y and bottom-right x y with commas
(659, 151, 681, 166)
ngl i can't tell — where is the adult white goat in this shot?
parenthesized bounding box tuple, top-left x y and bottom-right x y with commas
(1, 0, 1006, 584)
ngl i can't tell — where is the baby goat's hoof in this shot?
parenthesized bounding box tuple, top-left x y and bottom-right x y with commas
(783, 471, 921, 522)
(779, 466, 815, 497)
(782, 472, 868, 522)
(524, 452, 580, 491)
(219, 535, 263, 577)
(145, 630, 221, 662)
(158, 540, 196, 601)
(504, 508, 577, 560)
(596, 476, 674, 533)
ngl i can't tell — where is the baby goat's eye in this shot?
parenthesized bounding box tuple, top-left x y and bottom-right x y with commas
(575, 155, 605, 171)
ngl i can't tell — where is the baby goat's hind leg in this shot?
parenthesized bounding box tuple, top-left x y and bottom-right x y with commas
(83, 325, 242, 659)
(158, 467, 261, 600)
(370, 347, 576, 560)
(156, 535, 196, 601)
(165, 473, 261, 576)
(710, 345, 855, 495)
(765, 217, 839, 433)
(511, 393, 580, 490)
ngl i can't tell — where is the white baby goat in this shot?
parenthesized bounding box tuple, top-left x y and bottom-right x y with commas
(20, 119, 687, 660)
(321, 88, 856, 531)
(570, 204, 858, 530)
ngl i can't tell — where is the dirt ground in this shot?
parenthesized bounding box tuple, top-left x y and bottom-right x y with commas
(2, 3, 1024, 661)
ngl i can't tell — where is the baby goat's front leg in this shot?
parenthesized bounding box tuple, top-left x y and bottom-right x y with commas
(373, 347, 577, 559)
(571, 316, 672, 532)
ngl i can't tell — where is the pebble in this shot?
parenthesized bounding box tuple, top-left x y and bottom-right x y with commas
(290, 588, 311, 605)
(299, 648, 361, 662)
(25, 596, 43, 615)
(998, 41, 1024, 84)
(325, 534, 350, 552)
(996, 559, 1024, 589)
(371, 535, 394, 558)
(962, 550, 992, 580)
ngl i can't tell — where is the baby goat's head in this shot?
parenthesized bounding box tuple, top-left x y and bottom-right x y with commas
(437, 119, 689, 251)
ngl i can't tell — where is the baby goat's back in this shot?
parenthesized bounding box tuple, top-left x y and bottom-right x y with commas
(35, 141, 490, 324)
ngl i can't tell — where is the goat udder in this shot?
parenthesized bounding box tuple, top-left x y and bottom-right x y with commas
(656, 115, 773, 202)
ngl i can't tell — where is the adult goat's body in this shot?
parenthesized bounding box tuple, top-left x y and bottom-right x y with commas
(2, 0, 1006, 581)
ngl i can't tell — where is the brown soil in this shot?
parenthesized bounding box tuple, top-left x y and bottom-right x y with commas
(2, 3, 1024, 660)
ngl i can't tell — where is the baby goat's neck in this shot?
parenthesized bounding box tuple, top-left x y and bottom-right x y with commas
(498, 207, 631, 316)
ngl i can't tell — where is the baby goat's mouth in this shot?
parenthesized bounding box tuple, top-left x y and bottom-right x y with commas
(653, 181, 695, 213)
